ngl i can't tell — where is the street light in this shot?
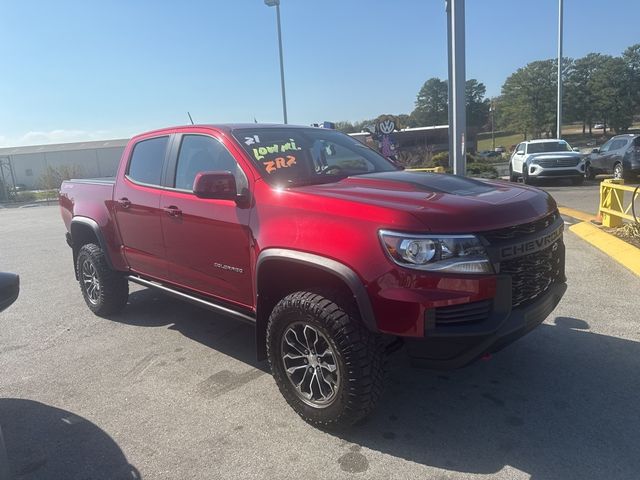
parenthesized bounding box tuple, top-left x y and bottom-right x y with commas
(557, 0, 563, 139)
(489, 101, 495, 151)
(265, 0, 288, 124)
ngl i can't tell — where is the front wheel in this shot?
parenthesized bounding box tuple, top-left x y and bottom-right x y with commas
(585, 162, 595, 180)
(266, 291, 385, 428)
(509, 164, 517, 182)
(76, 243, 129, 316)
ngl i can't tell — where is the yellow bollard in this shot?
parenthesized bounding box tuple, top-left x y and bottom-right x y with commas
(600, 179, 624, 228)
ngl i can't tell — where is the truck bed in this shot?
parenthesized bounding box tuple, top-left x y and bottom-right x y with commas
(59, 178, 115, 233)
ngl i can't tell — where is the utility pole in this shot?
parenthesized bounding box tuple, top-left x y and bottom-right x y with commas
(490, 101, 495, 150)
(446, 0, 466, 176)
(265, 0, 288, 124)
(557, 0, 563, 139)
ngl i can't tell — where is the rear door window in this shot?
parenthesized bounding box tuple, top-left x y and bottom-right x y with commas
(127, 136, 169, 186)
(609, 139, 628, 151)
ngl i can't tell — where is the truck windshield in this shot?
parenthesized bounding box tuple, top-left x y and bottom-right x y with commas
(527, 141, 572, 154)
(232, 127, 397, 186)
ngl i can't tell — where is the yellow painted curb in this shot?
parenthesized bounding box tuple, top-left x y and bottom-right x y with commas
(558, 206, 596, 223)
(569, 222, 640, 277)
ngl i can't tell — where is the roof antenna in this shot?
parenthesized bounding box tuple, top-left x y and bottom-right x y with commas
(187, 112, 194, 125)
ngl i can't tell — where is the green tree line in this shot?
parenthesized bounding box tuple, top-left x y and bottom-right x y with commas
(336, 43, 640, 139)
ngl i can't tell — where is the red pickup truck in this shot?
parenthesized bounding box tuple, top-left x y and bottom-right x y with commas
(60, 124, 566, 427)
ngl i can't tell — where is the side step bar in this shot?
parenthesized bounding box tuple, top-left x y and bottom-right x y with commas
(127, 276, 255, 324)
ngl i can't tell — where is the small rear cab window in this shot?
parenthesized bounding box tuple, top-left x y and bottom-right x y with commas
(127, 136, 169, 186)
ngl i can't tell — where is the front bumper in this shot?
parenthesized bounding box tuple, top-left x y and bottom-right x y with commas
(406, 281, 567, 369)
(528, 163, 584, 178)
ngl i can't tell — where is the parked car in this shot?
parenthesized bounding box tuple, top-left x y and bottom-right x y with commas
(509, 139, 585, 185)
(0, 272, 19, 313)
(593, 123, 605, 130)
(59, 124, 567, 427)
(477, 150, 503, 160)
(494, 146, 506, 153)
(585, 134, 640, 180)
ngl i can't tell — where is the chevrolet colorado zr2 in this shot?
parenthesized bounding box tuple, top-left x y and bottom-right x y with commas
(60, 124, 566, 427)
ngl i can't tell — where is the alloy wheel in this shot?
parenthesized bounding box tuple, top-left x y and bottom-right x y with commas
(280, 322, 340, 408)
(81, 259, 100, 305)
(613, 163, 623, 179)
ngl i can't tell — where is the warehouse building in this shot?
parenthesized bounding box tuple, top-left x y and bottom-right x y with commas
(0, 138, 128, 191)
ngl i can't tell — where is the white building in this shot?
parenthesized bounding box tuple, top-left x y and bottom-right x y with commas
(0, 138, 128, 190)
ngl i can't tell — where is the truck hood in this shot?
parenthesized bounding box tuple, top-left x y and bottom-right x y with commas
(291, 171, 555, 233)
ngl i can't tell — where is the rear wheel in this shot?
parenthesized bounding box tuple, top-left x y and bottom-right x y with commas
(266, 291, 385, 428)
(613, 162, 623, 180)
(76, 243, 129, 316)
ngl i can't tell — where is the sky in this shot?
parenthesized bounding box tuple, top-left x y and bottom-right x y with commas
(1, 0, 639, 147)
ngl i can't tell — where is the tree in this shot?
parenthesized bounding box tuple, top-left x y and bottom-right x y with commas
(565, 53, 605, 135)
(622, 44, 640, 112)
(465, 79, 490, 130)
(410, 77, 490, 129)
(499, 59, 567, 138)
(334, 121, 357, 134)
(410, 78, 449, 127)
(591, 56, 634, 133)
(39, 164, 83, 202)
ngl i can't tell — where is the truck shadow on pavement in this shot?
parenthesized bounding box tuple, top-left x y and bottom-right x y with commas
(107, 291, 640, 479)
(112, 288, 269, 373)
(0, 399, 140, 480)
(337, 316, 640, 479)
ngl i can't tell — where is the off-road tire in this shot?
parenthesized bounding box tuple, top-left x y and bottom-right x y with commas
(76, 243, 129, 316)
(266, 291, 385, 428)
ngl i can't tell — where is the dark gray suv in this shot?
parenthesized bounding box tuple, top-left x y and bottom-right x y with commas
(585, 134, 640, 180)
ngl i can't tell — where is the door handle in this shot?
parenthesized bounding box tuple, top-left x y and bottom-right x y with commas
(163, 206, 182, 217)
(118, 197, 131, 209)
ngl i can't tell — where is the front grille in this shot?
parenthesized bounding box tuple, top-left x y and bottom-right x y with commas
(481, 211, 559, 243)
(500, 240, 563, 307)
(536, 157, 580, 168)
(435, 300, 492, 325)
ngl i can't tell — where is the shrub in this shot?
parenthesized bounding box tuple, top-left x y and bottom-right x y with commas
(15, 191, 36, 202)
(466, 162, 499, 178)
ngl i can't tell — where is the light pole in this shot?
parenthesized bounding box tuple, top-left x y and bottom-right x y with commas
(557, 0, 563, 139)
(446, 0, 466, 176)
(490, 101, 495, 151)
(265, 0, 288, 124)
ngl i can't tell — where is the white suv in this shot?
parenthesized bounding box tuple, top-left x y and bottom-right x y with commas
(509, 139, 585, 185)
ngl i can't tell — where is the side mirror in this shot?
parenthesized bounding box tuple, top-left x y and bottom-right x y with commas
(591, 148, 600, 154)
(573, 147, 580, 152)
(0, 272, 19, 313)
(516, 150, 525, 155)
(193, 171, 237, 200)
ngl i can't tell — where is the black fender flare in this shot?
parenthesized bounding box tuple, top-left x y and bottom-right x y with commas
(69, 217, 115, 271)
(254, 249, 378, 359)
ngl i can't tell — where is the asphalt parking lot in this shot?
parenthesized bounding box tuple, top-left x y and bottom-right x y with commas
(537, 179, 601, 214)
(1, 204, 639, 480)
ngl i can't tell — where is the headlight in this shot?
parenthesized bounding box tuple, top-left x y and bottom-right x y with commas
(379, 230, 493, 274)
